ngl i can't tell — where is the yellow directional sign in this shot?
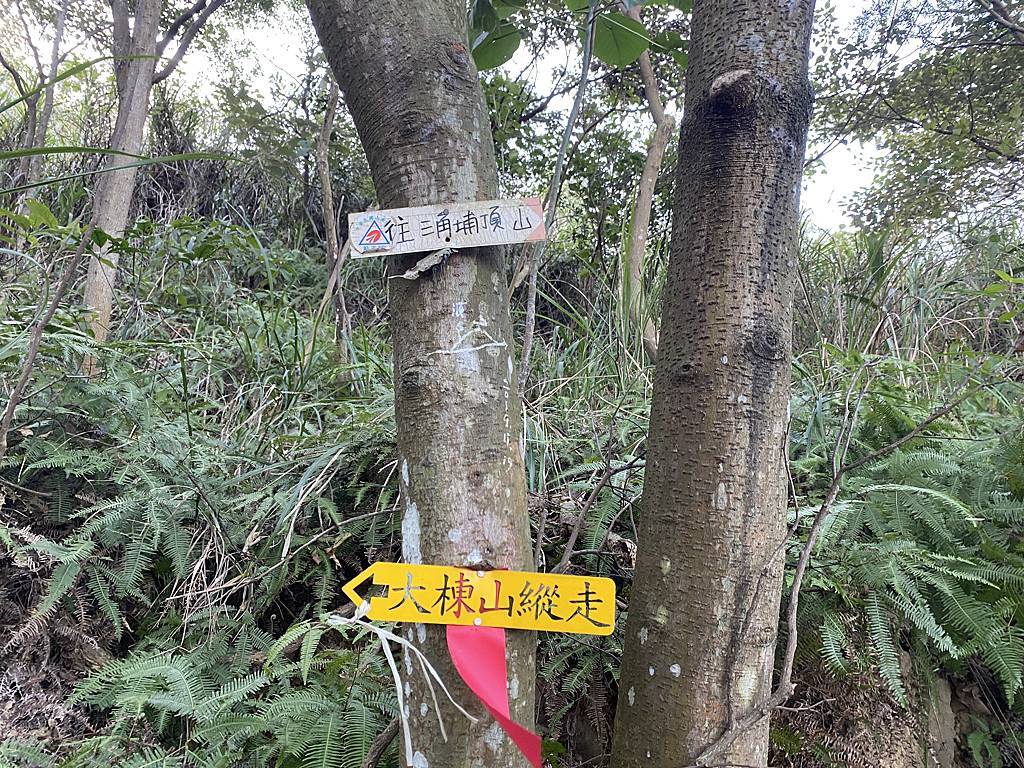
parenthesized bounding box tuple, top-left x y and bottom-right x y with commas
(341, 562, 616, 636)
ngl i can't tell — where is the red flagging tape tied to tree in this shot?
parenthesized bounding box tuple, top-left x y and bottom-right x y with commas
(446, 624, 542, 768)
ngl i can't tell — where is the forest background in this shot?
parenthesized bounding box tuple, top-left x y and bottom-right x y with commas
(1, 0, 1024, 767)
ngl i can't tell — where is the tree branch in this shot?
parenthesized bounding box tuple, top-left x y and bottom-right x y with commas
(552, 455, 645, 574)
(879, 95, 1021, 163)
(620, 3, 674, 360)
(0, 50, 29, 96)
(974, 0, 1024, 44)
(109, 0, 131, 98)
(360, 717, 400, 768)
(157, 0, 210, 53)
(0, 227, 95, 461)
(516, 0, 598, 390)
(152, 0, 230, 83)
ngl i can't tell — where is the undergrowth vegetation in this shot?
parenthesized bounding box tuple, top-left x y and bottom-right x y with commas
(2, 198, 1024, 767)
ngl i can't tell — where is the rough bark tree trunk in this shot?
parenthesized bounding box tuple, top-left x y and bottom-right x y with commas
(610, 2, 816, 767)
(306, 3, 534, 768)
(81, 0, 161, 360)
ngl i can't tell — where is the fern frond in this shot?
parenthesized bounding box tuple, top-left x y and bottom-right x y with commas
(866, 591, 907, 705)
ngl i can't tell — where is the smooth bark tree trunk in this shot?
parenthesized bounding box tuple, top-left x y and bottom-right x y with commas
(15, 96, 38, 188)
(622, 7, 673, 361)
(314, 80, 350, 359)
(82, 0, 161, 356)
(25, 0, 69, 187)
(610, 2, 816, 767)
(306, 3, 534, 768)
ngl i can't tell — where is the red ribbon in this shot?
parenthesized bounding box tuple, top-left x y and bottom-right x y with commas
(446, 624, 541, 768)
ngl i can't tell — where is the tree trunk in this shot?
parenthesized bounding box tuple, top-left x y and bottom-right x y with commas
(306, 3, 534, 768)
(610, 2, 816, 767)
(82, 0, 161, 355)
(314, 80, 350, 359)
(621, 6, 672, 361)
(25, 0, 69, 187)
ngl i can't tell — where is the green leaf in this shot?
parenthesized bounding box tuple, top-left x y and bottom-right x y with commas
(472, 22, 522, 70)
(0, 145, 146, 162)
(651, 29, 685, 52)
(25, 198, 58, 229)
(591, 12, 651, 69)
(0, 56, 117, 114)
(651, 29, 688, 68)
(994, 269, 1024, 285)
(471, 0, 499, 33)
(2, 151, 234, 196)
(38, 561, 81, 615)
(493, 0, 525, 18)
(565, 0, 589, 11)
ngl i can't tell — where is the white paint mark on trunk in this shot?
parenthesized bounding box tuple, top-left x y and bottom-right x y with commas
(670, 663, 681, 678)
(483, 722, 504, 752)
(737, 32, 765, 54)
(628, 686, 635, 706)
(403, 500, 423, 564)
(736, 667, 759, 706)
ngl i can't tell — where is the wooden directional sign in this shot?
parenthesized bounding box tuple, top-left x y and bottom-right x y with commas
(342, 562, 615, 636)
(348, 198, 546, 258)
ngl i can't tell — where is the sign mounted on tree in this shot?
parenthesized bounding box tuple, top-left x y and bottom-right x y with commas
(342, 561, 616, 636)
(348, 197, 546, 258)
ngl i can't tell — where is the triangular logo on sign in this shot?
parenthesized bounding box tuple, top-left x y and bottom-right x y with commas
(358, 217, 391, 249)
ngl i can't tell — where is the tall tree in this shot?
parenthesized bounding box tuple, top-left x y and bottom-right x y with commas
(610, 1, 816, 767)
(305, 3, 534, 768)
(82, 0, 229, 361)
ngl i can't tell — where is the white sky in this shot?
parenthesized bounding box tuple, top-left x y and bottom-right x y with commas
(180, 1, 874, 231)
